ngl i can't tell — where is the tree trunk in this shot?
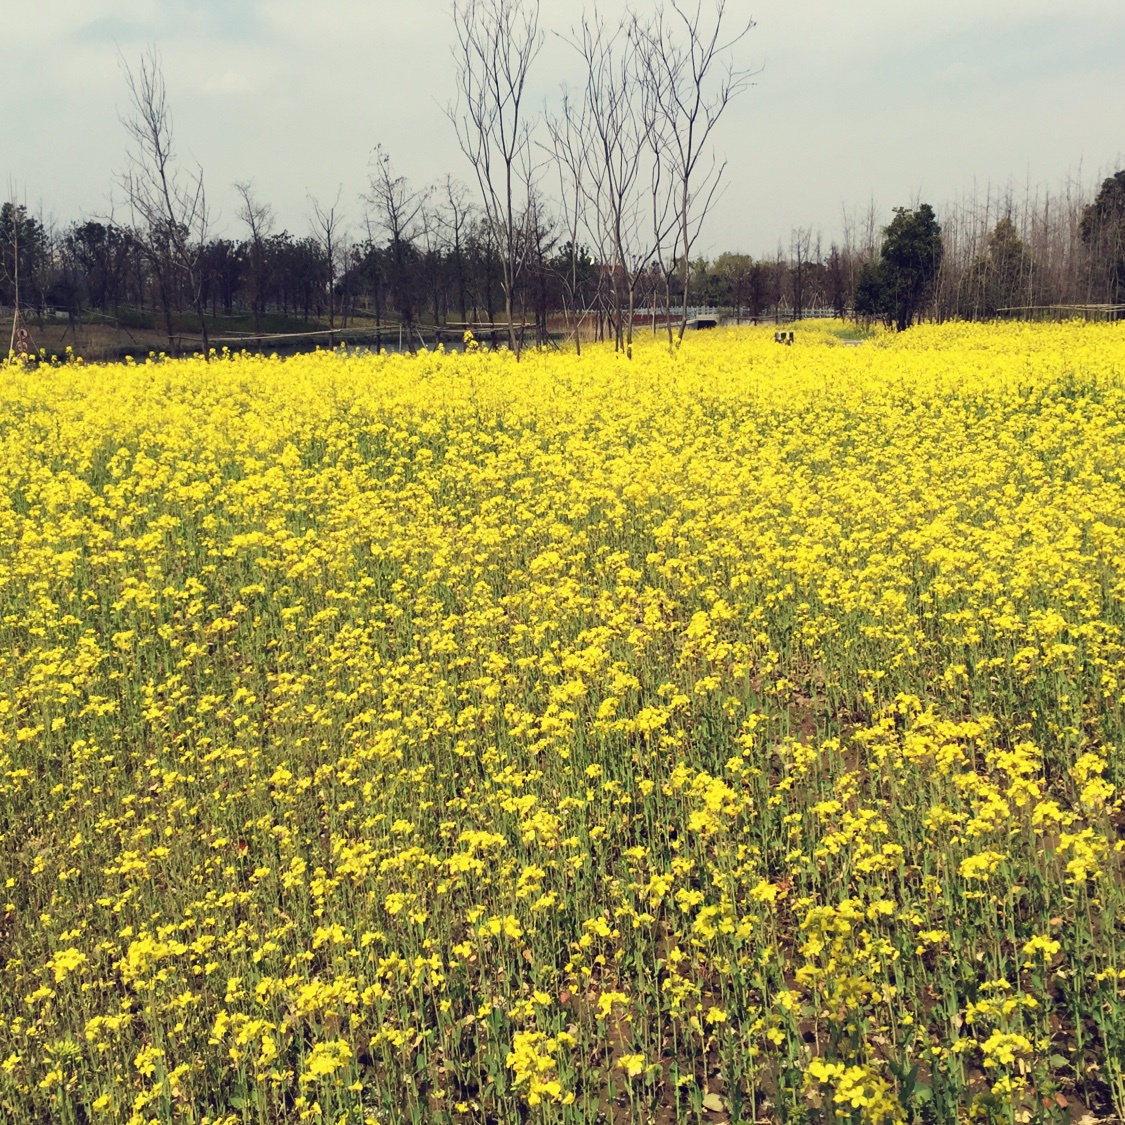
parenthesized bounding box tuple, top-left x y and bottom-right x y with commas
(195, 295, 210, 356)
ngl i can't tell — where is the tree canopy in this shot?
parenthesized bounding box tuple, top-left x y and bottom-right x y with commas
(848, 204, 942, 329)
(879, 204, 942, 330)
(1080, 170, 1125, 307)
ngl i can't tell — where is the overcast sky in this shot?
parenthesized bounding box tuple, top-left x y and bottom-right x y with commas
(7, 0, 1124, 256)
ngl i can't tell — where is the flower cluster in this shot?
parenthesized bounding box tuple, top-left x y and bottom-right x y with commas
(0, 322, 1123, 1123)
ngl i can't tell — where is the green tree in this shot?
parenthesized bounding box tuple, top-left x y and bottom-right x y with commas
(708, 252, 753, 311)
(853, 260, 886, 324)
(64, 221, 132, 313)
(880, 203, 942, 330)
(962, 216, 1032, 318)
(0, 203, 49, 312)
(1080, 170, 1125, 308)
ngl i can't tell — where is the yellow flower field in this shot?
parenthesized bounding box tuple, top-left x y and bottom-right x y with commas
(1, 322, 1123, 1124)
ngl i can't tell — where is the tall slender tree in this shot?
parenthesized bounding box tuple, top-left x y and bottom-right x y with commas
(449, 0, 543, 357)
(366, 147, 428, 351)
(308, 187, 346, 347)
(117, 47, 211, 355)
(640, 0, 755, 339)
(235, 181, 274, 344)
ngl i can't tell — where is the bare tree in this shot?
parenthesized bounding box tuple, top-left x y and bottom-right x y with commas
(572, 11, 664, 358)
(3, 186, 27, 358)
(825, 243, 849, 319)
(419, 197, 447, 338)
(117, 47, 211, 356)
(308, 187, 346, 348)
(790, 226, 812, 320)
(545, 89, 595, 353)
(366, 147, 429, 351)
(523, 183, 558, 348)
(637, 31, 680, 349)
(449, 0, 543, 357)
(234, 180, 274, 345)
(443, 176, 473, 327)
(642, 1, 754, 340)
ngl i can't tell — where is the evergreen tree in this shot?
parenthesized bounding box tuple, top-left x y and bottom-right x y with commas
(879, 204, 942, 330)
(1080, 170, 1125, 308)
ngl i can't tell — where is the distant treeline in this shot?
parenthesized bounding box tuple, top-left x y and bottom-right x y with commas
(5, 0, 1123, 358)
(3, 170, 1124, 352)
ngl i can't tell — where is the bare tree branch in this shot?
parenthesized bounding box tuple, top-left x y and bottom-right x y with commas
(640, 1, 757, 339)
(117, 47, 211, 356)
(308, 186, 346, 347)
(448, 0, 543, 357)
(365, 147, 430, 350)
(234, 180, 274, 342)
